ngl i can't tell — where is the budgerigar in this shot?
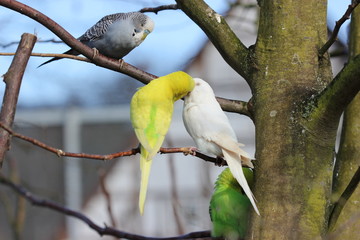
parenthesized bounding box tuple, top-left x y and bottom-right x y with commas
(130, 71, 195, 214)
(182, 78, 259, 215)
(39, 12, 154, 67)
(210, 167, 253, 240)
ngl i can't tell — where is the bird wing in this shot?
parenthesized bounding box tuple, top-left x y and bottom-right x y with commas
(183, 102, 234, 140)
(214, 133, 253, 168)
(185, 102, 253, 167)
(210, 187, 251, 238)
(79, 13, 127, 42)
(131, 86, 174, 214)
(132, 93, 173, 154)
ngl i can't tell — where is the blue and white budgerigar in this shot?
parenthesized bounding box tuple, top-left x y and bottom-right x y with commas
(182, 78, 259, 215)
(39, 12, 154, 67)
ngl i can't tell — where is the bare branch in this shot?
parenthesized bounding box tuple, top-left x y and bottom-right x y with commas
(306, 54, 360, 130)
(99, 170, 117, 228)
(0, 173, 215, 239)
(319, 0, 360, 56)
(0, 33, 37, 167)
(216, 97, 252, 119)
(0, 0, 157, 84)
(0, 0, 252, 115)
(0, 122, 231, 166)
(0, 53, 251, 117)
(166, 137, 185, 234)
(139, 4, 178, 14)
(0, 52, 90, 63)
(175, 0, 253, 85)
(1, 39, 63, 48)
(328, 165, 360, 232)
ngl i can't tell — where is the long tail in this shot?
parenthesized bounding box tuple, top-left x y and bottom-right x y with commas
(139, 145, 153, 215)
(37, 48, 80, 68)
(222, 149, 260, 215)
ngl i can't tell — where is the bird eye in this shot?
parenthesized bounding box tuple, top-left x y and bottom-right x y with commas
(132, 33, 135, 36)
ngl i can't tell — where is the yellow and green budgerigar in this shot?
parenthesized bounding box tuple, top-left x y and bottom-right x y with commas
(130, 71, 195, 215)
(210, 167, 254, 240)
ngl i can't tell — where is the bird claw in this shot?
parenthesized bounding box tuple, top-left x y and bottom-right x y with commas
(215, 157, 227, 167)
(183, 147, 197, 156)
(92, 48, 99, 59)
(118, 59, 124, 68)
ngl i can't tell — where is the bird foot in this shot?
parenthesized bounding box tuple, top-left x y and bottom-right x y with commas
(91, 48, 99, 59)
(215, 157, 227, 167)
(119, 59, 124, 68)
(183, 147, 197, 156)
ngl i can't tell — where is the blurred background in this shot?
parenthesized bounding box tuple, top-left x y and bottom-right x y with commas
(0, 0, 349, 239)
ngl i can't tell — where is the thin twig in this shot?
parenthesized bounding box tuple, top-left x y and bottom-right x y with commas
(0, 33, 37, 166)
(139, 4, 178, 14)
(328, 165, 360, 231)
(319, 0, 360, 56)
(0, 0, 253, 116)
(0, 52, 90, 63)
(7, 156, 26, 239)
(0, 39, 63, 48)
(99, 170, 117, 228)
(0, 173, 215, 239)
(3, 50, 252, 116)
(0, 122, 228, 166)
(167, 137, 185, 234)
(0, 0, 157, 84)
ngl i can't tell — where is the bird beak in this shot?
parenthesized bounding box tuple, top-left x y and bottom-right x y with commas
(142, 29, 151, 40)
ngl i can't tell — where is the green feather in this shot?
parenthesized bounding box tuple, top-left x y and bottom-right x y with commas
(210, 167, 254, 240)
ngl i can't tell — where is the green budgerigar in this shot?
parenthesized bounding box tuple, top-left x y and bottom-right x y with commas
(210, 167, 254, 240)
(130, 71, 195, 215)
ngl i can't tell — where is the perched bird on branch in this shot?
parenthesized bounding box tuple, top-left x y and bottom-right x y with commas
(38, 12, 154, 67)
(130, 71, 195, 215)
(182, 78, 259, 215)
(210, 167, 253, 240)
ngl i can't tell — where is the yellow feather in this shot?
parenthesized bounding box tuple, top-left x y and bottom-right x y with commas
(130, 71, 195, 214)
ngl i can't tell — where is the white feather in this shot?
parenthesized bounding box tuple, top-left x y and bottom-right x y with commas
(183, 78, 259, 215)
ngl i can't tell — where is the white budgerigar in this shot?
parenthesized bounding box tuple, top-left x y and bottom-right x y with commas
(39, 12, 154, 67)
(183, 78, 259, 215)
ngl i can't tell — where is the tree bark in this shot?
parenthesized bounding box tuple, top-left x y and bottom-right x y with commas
(250, 1, 335, 239)
(330, 5, 360, 239)
(0, 33, 37, 166)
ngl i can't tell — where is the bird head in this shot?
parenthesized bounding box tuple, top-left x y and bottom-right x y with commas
(166, 71, 195, 101)
(184, 78, 217, 104)
(132, 13, 154, 42)
(141, 18, 154, 40)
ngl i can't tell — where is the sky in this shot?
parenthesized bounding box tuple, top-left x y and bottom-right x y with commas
(0, 0, 352, 108)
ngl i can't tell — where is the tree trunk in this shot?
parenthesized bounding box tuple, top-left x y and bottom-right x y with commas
(331, 6, 360, 239)
(176, 0, 360, 239)
(250, 1, 334, 239)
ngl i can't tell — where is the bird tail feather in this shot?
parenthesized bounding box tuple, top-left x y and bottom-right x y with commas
(37, 49, 80, 68)
(222, 148, 260, 215)
(139, 145, 153, 215)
